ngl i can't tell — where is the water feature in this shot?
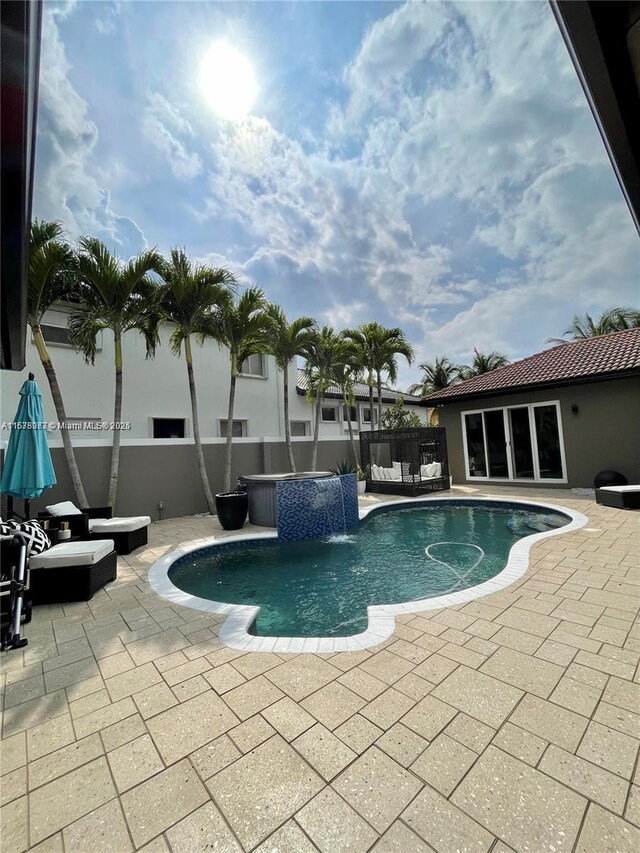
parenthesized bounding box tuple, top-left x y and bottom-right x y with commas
(276, 473, 358, 542)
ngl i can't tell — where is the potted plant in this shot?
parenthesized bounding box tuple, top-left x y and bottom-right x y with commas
(356, 466, 367, 495)
(215, 487, 248, 530)
(331, 460, 367, 495)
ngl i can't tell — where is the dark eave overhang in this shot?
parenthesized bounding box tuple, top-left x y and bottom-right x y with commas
(1, 0, 42, 370)
(420, 368, 640, 407)
(295, 386, 423, 406)
(550, 1, 640, 234)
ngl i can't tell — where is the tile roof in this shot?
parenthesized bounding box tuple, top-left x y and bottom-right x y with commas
(422, 328, 640, 404)
(296, 369, 422, 405)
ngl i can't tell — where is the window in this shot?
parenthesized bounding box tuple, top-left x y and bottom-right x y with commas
(35, 322, 102, 351)
(343, 405, 357, 422)
(152, 418, 185, 438)
(462, 401, 565, 482)
(239, 354, 266, 377)
(219, 419, 247, 437)
(290, 421, 310, 436)
(361, 406, 378, 424)
(321, 406, 337, 422)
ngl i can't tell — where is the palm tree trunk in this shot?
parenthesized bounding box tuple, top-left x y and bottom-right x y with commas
(32, 326, 88, 508)
(185, 336, 215, 514)
(343, 391, 359, 465)
(108, 332, 123, 509)
(223, 353, 237, 492)
(283, 370, 296, 472)
(376, 372, 383, 427)
(311, 391, 322, 471)
(368, 370, 375, 432)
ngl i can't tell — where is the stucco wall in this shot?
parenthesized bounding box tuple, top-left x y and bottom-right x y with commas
(435, 376, 640, 489)
(0, 438, 357, 520)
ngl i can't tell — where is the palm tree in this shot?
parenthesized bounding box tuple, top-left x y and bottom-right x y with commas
(332, 337, 363, 466)
(407, 356, 461, 396)
(303, 327, 352, 470)
(265, 305, 316, 473)
(210, 286, 272, 492)
(342, 323, 376, 432)
(69, 237, 162, 508)
(547, 307, 640, 344)
(27, 220, 88, 507)
(370, 326, 414, 426)
(158, 249, 236, 514)
(459, 348, 510, 379)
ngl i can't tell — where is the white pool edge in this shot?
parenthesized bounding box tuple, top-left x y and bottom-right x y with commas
(147, 496, 588, 654)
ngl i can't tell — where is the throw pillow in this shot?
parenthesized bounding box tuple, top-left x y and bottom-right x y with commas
(46, 501, 82, 516)
(12, 521, 51, 555)
(0, 519, 20, 537)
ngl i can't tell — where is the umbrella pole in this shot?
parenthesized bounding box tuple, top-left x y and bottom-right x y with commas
(24, 499, 31, 521)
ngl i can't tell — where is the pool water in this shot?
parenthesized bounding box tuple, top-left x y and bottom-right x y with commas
(169, 502, 568, 637)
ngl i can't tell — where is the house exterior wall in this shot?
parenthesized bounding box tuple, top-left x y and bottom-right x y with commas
(435, 376, 640, 489)
(0, 310, 426, 445)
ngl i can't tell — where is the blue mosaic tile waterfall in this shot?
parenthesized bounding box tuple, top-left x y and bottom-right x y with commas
(276, 474, 359, 542)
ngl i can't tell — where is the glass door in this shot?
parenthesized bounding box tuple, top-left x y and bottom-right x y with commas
(509, 407, 535, 479)
(463, 402, 566, 482)
(483, 410, 509, 478)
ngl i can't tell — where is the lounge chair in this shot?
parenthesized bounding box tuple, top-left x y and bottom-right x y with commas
(29, 538, 117, 603)
(39, 501, 151, 555)
(595, 486, 640, 510)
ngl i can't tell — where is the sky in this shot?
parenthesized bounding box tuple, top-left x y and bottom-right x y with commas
(35, 0, 639, 389)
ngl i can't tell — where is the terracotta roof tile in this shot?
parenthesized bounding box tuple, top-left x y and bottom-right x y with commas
(422, 328, 640, 404)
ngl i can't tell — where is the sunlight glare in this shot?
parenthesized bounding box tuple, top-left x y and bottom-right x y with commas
(200, 42, 257, 120)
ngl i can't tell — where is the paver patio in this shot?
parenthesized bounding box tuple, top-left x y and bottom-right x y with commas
(1, 488, 639, 852)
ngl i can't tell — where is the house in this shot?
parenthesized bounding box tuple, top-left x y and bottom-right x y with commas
(292, 369, 426, 437)
(421, 329, 640, 488)
(0, 305, 426, 516)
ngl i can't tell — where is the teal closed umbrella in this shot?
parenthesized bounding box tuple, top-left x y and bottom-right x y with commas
(1, 375, 56, 515)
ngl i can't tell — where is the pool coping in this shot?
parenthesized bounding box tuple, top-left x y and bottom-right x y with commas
(147, 496, 588, 653)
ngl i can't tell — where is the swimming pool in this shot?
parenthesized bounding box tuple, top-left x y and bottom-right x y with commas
(149, 497, 587, 652)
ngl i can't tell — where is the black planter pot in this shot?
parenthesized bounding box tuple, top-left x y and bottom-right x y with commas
(215, 491, 248, 531)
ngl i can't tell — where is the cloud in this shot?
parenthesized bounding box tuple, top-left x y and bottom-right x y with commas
(140, 94, 203, 180)
(33, 4, 146, 254)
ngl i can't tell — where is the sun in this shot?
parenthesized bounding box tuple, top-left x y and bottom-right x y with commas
(200, 42, 257, 120)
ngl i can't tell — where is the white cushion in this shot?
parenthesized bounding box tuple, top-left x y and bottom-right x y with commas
(420, 464, 429, 478)
(90, 516, 150, 534)
(371, 465, 381, 480)
(390, 469, 402, 481)
(30, 539, 114, 569)
(46, 501, 82, 516)
(383, 468, 393, 480)
(87, 518, 109, 532)
(600, 486, 640, 493)
(392, 462, 401, 474)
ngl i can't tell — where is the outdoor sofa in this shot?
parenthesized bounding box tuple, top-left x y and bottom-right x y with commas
(367, 461, 449, 497)
(38, 501, 150, 554)
(595, 486, 640, 510)
(29, 538, 117, 603)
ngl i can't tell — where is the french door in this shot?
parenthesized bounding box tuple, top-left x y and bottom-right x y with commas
(462, 401, 566, 483)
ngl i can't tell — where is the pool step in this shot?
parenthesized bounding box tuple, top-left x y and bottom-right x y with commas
(507, 514, 565, 535)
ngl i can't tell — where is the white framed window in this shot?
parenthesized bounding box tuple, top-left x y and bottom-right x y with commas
(151, 418, 187, 439)
(321, 405, 338, 422)
(343, 405, 358, 422)
(239, 354, 266, 377)
(461, 400, 567, 483)
(290, 420, 310, 437)
(32, 324, 103, 351)
(219, 419, 248, 437)
(360, 405, 378, 425)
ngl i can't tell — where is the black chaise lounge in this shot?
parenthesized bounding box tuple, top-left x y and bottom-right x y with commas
(39, 502, 150, 555)
(595, 486, 640, 510)
(29, 539, 117, 603)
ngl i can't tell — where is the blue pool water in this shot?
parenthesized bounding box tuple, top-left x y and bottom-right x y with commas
(169, 501, 568, 637)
